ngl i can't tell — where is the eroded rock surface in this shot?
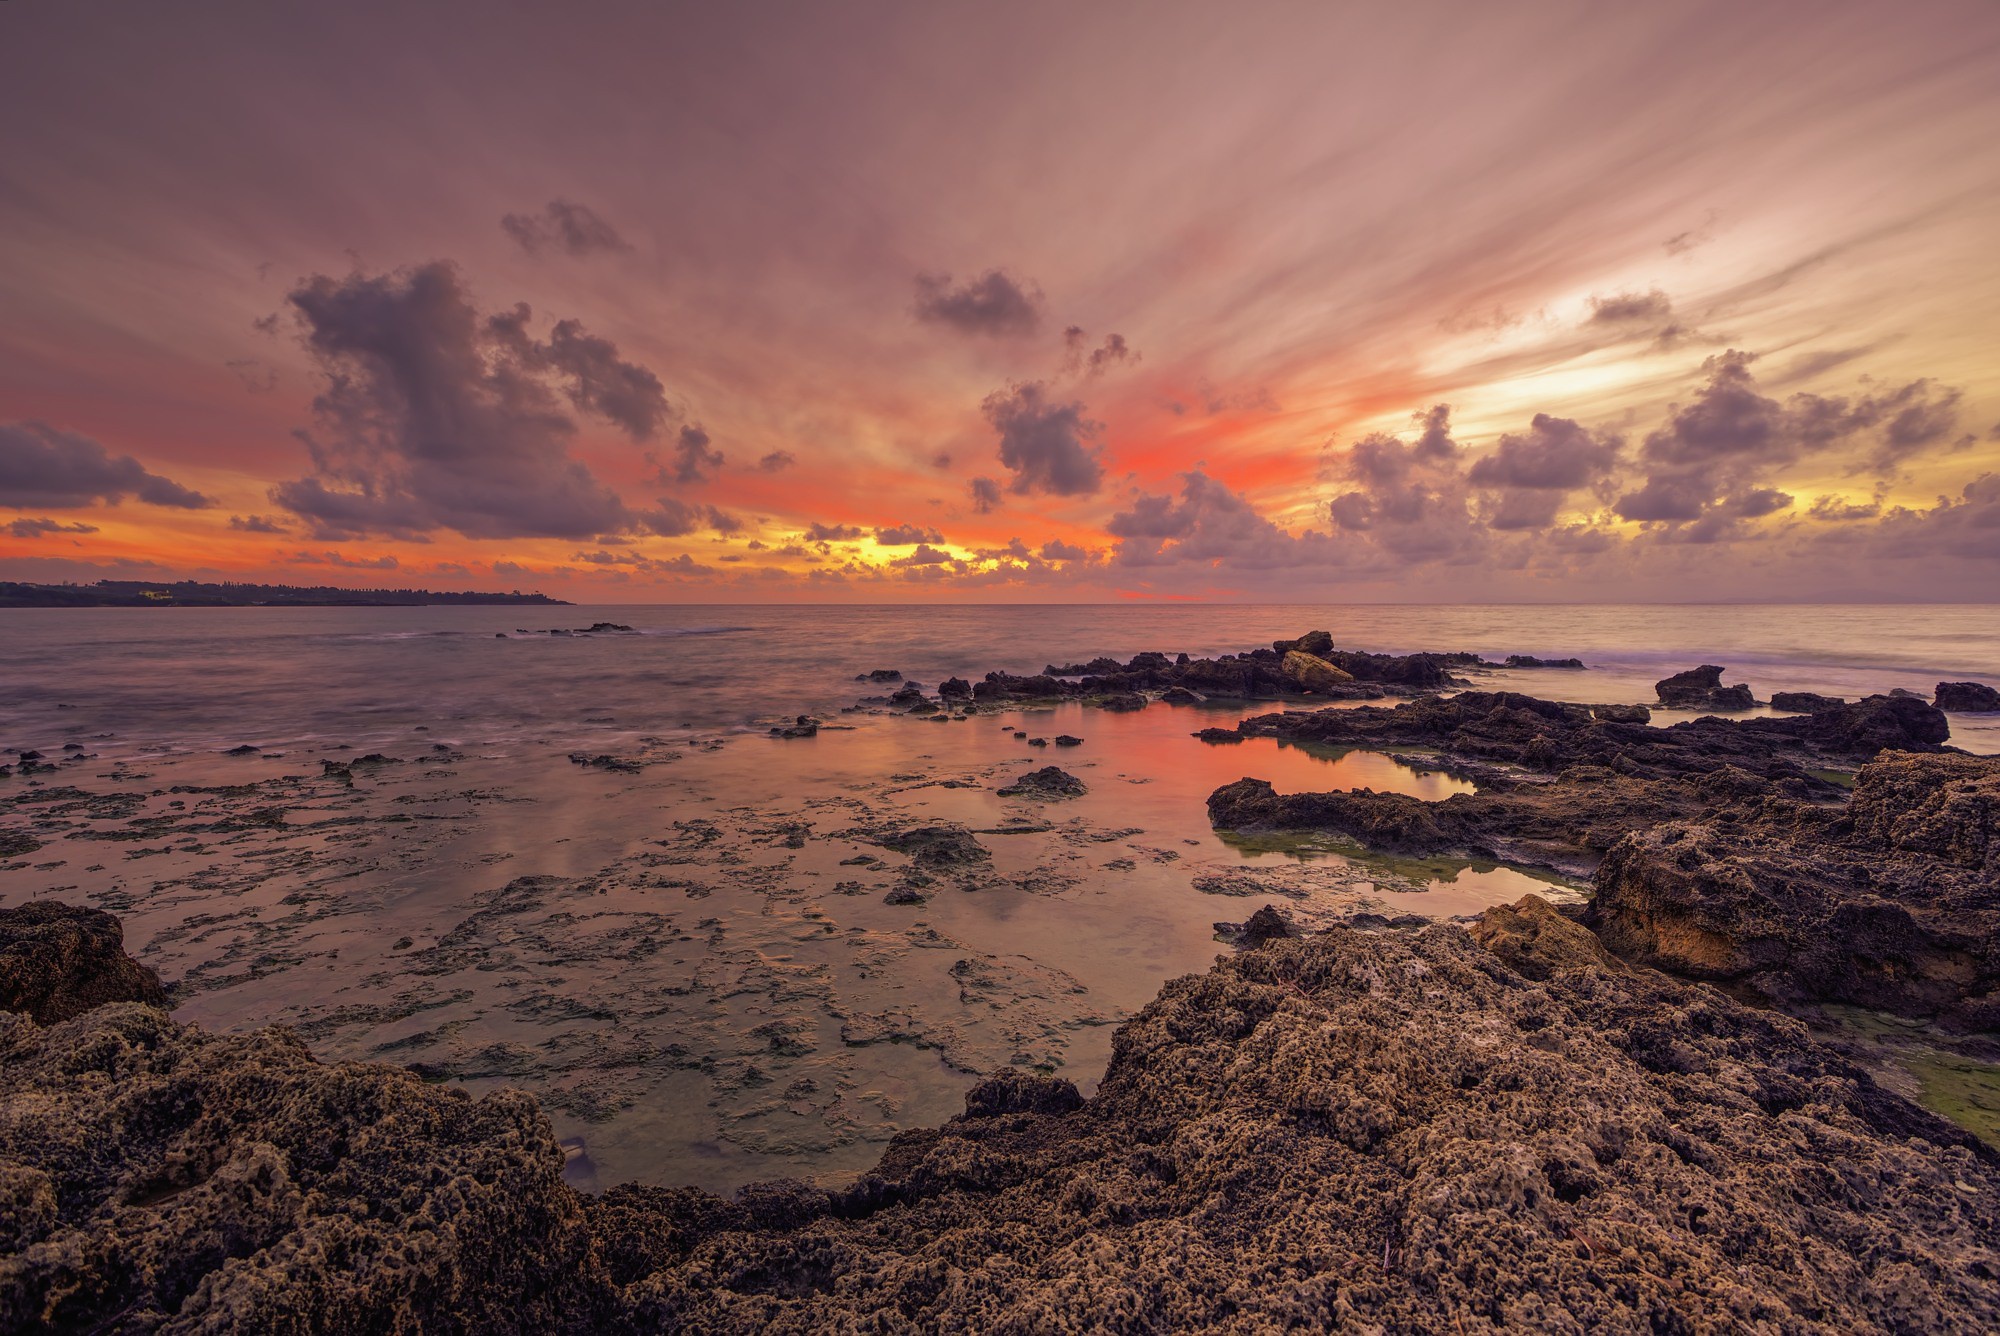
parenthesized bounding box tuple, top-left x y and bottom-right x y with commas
(1590, 751, 2000, 1027)
(0, 901, 167, 1024)
(1655, 665, 1756, 711)
(1937, 681, 2000, 713)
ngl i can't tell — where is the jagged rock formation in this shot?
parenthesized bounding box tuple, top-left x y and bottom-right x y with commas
(997, 766, 1088, 799)
(0, 901, 168, 1024)
(1655, 665, 1757, 711)
(1590, 751, 2000, 1028)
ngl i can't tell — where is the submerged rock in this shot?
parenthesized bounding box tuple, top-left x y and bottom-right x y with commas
(1503, 654, 1585, 668)
(0, 902, 168, 1024)
(996, 766, 1088, 799)
(1937, 681, 2000, 712)
(874, 825, 991, 867)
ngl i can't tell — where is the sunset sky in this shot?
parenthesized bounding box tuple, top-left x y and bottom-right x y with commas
(3, 1, 1997, 602)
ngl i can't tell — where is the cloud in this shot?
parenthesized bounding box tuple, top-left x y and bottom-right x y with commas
(982, 382, 1105, 496)
(1111, 471, 1324, 570)
(272, 262, 675, 540)
(804, 522, 865, 542)
(1586, 288, 1696, 348)
(1809, 494, 1882, 521)
(967, 476, 1002, 514)
(1063, 327, 1138, 376)
(1612, 351, 1968, 529)
(912, 270, 1043, 337)
(0, 421, 214, 510)
(757, 449, 796, 472)
(228, 514, 290, 533)
(891, 543, 952, 567)
(6, 516, 99, 538)
(874, 523, 944, 545)
(282, 549, 400, 570)
(225, 357, 278, 393)
(500, 200, 633, 258)
(1039, 538, 1088, 562)
(1466, 413, 1622, 531)
(661, 424, 723, 484)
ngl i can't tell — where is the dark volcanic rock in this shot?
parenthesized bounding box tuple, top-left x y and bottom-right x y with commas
(937, 677, 972, 701)
(1655, 664, 1756, 711)
(874, 825, 991, 867)
(1937, 681, 2000, 712)
(1469, 894, 1624, 980)
(996, 766, 1088, 799)
(1769, 690, 1846, 713)
(0, 1004, 605, 1333)
(1053, 734, 1083, 747)
(621, 923, 2000, 1332)
(1214, 903, 1296, 947)
(0, 902, 168, 1024)
(857, 668, 903, 682)
(1504, 655, 1585, 669)
(1091, 691, 1147, 712)
(1589, 751, 2000, 1026)
(768, 716, 819, 739)
(1159, 685, 1206, 705)
(960, 1071, 1084, 1119)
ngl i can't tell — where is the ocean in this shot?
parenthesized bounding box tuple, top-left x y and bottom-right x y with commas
(2, 603, 1995, 1190)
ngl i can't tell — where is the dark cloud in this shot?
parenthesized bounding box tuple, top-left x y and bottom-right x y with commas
(1112, 471, 1322, 569)
(1809, 494, 1882, 521)
(1039, 538, 1088, 562)
(912, 270, 1043, 337)
(1614, 351, 1968, 527)
(757, 450, 797, 472)
(662, 425, 723, 484)
(875, 523, 944, 546)
(967, 476, 1002, 514)
(1325, 406, 1487, 559)
(804, 522, 864, 542)
(6, 516, 98, 538)
(500, 200, 633, 258)
(1586, 288, 1695, 348)
(892, 543, 953, 567)
(1869, 475, 2000, 561)
(228, 514, 290, 533)
(0, 421, 214, 510)
(283, 549, 400, 570)
(272, 263, 674, 540)
(1063, 327, 1137, 376)
(1467, 414, 1621, 490)
(982, 382, 1105, 496)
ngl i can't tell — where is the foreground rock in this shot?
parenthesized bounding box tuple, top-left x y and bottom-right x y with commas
(6, 902, 1998, 1330)
(1590, 751, 2000, 1028)
(0, 1004, 604, 1332)
(0, 902, 168, 1023)
(996, 766, 1088, 799)
(620, 914, 1997, 1331)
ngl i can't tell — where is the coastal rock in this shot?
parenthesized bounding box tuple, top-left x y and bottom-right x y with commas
(1589, 752, 2000, 1025)
(769, 716, 819, 739)
(1274, 629, 1335, 657)
(937, 677, 973, 701)
(1503, 655, 1585, 669)
(857, 668, 903, 682)
(1937, 681, 2000, 712)
(0, 1004, 605, 1333)
(960, 1071, 1083, 1119)
(625, 925, 2000, 1332)
(1213, 903, 1296, 946)
(875, 825, 991, 867)
(0, 902, 168, 1024)
(996, 766, 1088, 799)
(1469, 894, 1624, 980)
(1769, 690, 1845, 713)
(1655, 665, 1756, 711)
(1159, 686, 1206, 705)
(1091, 691, 1147, 712)
(1281, 650, 1355, 694)
(1053, 734, 1083, 747)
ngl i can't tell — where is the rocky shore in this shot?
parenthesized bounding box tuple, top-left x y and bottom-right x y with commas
(5, 628, 1999, 1330)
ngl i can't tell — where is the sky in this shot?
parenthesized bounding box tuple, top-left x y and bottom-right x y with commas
(2, 0, 1997, 603)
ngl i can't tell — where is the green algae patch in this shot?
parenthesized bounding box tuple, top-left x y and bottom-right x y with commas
(1910, 1054, 2000, 1147)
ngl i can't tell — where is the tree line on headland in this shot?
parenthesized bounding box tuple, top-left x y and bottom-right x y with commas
(0, 580, 570, 607)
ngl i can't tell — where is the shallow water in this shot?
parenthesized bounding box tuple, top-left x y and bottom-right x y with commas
(1, 603, 1994, 1189)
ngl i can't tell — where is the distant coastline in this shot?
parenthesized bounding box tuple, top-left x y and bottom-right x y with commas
(0, 580, 570, 608)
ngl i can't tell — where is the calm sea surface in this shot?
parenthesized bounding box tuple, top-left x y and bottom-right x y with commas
(2, 603, 1995, 1190)
(3, 603, 1996, 754)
